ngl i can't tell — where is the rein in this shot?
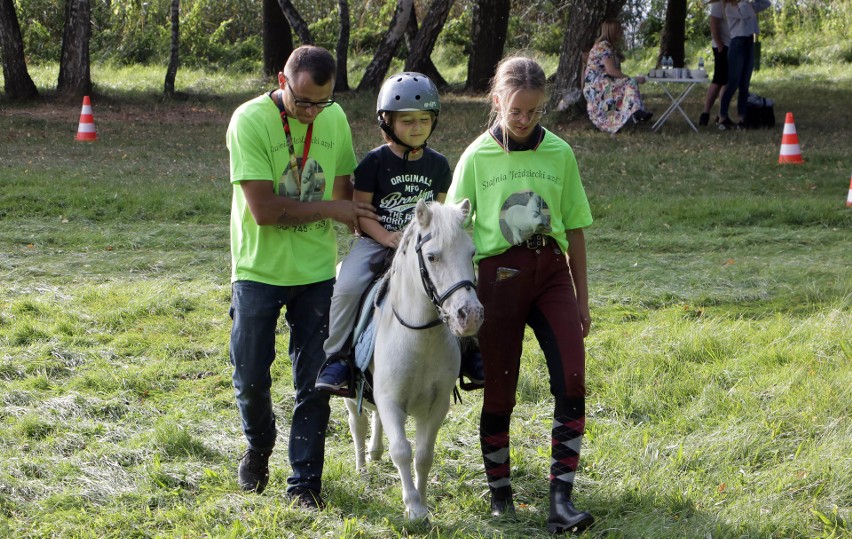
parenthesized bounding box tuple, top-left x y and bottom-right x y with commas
(392, 231, 476, 331)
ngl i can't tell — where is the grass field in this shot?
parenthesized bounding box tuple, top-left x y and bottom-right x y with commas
(1, 62, 850, 538)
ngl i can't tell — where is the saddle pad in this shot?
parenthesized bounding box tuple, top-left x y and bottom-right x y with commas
(354, 316, 376, 373)
(353, 276, 386, 373)
(353, 277, 381, 341)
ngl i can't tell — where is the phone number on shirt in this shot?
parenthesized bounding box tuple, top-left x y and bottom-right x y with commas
(277, 220, 329, 233)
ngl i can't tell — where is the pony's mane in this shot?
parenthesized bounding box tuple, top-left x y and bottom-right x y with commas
(394, 202, 463, 272)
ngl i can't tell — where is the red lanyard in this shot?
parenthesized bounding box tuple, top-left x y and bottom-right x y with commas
(276, 91, 313, 180)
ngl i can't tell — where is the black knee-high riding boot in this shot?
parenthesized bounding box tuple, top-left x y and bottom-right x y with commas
(480, 410, 514, 516)
(547, 397, 594, 534)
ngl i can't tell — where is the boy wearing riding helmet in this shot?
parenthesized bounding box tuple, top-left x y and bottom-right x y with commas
(316, 72, 484, 396)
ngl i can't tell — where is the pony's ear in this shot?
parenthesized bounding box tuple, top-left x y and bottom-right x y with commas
(415, 199, 432, 228)
(458, 198, 471, 220)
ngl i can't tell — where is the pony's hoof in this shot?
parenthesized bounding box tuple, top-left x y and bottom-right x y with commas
(368, 451, 383, 462)
(405, 505, 430, 522)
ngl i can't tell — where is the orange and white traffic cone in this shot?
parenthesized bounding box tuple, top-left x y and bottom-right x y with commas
(846, 172, 852, 207)
(75, 95, 97, 141)
(778, 112, 802, 164)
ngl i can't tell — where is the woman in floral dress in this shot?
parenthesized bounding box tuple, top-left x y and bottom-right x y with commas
(583, 19, 652, 134)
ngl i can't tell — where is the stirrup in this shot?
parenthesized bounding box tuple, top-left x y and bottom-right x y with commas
(459, 374, 484, 392)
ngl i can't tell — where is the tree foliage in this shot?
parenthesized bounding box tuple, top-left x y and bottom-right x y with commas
(7, 0, 851, 82)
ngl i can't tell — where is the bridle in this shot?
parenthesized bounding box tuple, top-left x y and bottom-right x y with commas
(392, 231, 476, 330)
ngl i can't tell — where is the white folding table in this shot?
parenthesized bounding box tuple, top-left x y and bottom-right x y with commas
(647, 77, 708, 133)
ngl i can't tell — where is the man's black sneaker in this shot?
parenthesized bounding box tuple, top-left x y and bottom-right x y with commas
(698, 112, 710, 126)
(288, 488, 325, 511)
(238, 448, 270, 494)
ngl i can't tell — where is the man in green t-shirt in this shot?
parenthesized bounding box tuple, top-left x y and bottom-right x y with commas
(226, 45, 377, 509)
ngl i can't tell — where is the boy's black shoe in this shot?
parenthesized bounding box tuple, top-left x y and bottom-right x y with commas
(698, 112, 710, 126)
(459, 344, 485, 391)
(238, 448, 270, 494)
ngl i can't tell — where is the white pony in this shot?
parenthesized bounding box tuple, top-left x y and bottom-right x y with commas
(345, 199, 484, 521)
(504, 192, 548, 244)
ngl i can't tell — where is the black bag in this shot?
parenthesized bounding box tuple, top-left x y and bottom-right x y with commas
(744, 93, 775, 129)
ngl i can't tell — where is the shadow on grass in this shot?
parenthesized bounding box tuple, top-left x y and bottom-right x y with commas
(322, 481, 782, 538)
(581, 488, 788, 539)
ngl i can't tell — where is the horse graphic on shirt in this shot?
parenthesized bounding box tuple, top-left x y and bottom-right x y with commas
(280, 157, 326, 202)
(298, 158, 325, 201)
(501, 191, 551, 245)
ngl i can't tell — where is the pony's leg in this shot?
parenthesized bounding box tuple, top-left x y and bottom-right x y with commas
(413, 399, 451, 508)
(368, 410, 384, 462)
(344, 399, 369, 472)
(378, 401, 428, 521)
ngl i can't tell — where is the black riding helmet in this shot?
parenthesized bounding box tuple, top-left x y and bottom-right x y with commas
(376, 72, 440, 159)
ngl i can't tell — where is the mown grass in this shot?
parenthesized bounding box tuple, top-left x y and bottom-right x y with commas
(1, 62, 850, 538)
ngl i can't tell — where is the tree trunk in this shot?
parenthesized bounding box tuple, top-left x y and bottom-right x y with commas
(404, 2, 419, 53)
(163, 0, 180, 96)
(659, 0, 687, 68)
(404, 0, 452, 88)
(0, 0, 39, 99)
(466, 0, 509, 92)
(603, 3, 626, 32)
(357, 0, 413, 92)
(550, 0, 626, 115)
(263, 0, 293, 76)
(277, 0, 312, 45)
(335, 0, 350, 92)
(57, 0, 92, 98)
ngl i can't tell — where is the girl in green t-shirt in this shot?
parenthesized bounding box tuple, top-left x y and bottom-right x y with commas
(448, 55, 595, 534)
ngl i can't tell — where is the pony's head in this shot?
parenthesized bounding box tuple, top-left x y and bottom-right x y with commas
(396, 199, 484, 337)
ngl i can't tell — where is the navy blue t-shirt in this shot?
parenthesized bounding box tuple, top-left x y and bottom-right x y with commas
(354, 145, 452, 233)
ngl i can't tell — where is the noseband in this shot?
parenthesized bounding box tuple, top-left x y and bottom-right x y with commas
(392, 231, 476, 330)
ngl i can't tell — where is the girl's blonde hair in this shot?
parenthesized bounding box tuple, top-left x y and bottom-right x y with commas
(487, 55, 547, 145)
